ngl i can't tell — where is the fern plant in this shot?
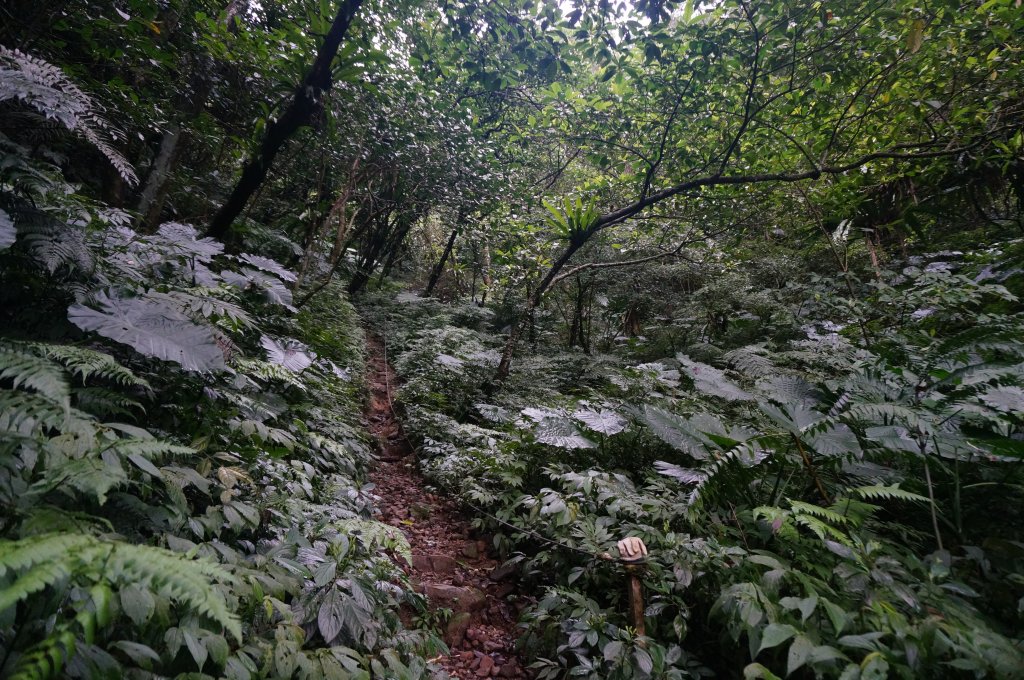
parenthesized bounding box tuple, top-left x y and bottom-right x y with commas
(0, 532, 240, 680)
(0, 46, 136, 185)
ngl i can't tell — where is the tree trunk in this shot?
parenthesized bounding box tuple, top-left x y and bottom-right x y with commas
(136, 124, 183, 232)
(568, 275, 589, 350)
(495, 238, 585, 380)
(864, 231, 883, 281)
(423, 226, 459, 297)
(207, 0, 363, 242)
(222, 0, 249, 31)
(623, 304, 643, 337)
(478, 244, 492, 306)
(293, 157, 362, 291)
(347, 213, 393, 296)
(347, 257, 375, 296)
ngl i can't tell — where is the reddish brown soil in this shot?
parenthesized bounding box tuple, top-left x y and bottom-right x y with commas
(365, 335, 533, 679)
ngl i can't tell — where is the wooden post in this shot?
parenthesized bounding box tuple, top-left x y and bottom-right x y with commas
(617, 537, 648, 644)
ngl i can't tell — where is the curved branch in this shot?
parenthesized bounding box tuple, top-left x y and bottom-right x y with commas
(549, 239, 698, 288)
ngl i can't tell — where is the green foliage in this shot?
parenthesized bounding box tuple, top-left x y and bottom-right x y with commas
(372, 239, 1024, 677)
(0, 46, 137, 185)
(4, 0, 1024, 676)
(0, 533, 240, 679)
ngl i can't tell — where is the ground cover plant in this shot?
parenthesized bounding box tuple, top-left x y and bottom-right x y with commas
(2, 0, 1024, 678)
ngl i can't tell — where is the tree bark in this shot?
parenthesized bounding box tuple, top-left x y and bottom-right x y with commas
(568, 275, 590, 351)
(478, 243, 492, 306)
(294, 156, 363, 290)
(495, 238, 586, 379)
(423, 226, 459, 297)
(207, 0, 363, 241)
(136, 124, 183, 232)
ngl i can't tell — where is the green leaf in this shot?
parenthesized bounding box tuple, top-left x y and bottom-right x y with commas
(787, 635, 813, 675)
(757, 623, 797, 655)
(980, 385, 1024, 413)
(640, 405, 710, 458)
(68, 291, 225, 372)
(111, 641, 161, 666)
(183, 629, 208, 671)
(119, 584, 155, 626)
(574, 408, 627, 436)
(678, 355, 753, 401)
(809, 645, 846, 665)
(860, 652, 890, 680)
(0, 208, 15, 250)
(821, 598, 849, 635)
(127, 453, 162, 478)
(318, 587, 345, 644)
(534, 415, 595, 449)
(634, 646, 654, 674)
(744, 663, 783, 680)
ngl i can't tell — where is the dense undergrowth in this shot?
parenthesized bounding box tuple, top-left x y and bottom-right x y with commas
(0, 107, 446, 675)
(361, 238, 1024, 679)
(4, 0, 1024, 678)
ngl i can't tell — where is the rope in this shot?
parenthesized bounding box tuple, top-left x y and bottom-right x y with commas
(374, 313, 627, 565)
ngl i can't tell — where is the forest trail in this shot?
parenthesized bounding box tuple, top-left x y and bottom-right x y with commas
(364, 334, 532, 679)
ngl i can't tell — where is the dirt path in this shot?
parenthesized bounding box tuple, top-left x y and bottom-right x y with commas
(364, 335, 532, 679)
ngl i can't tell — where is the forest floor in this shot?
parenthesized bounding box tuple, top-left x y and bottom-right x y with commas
(364, 334, 533, 679)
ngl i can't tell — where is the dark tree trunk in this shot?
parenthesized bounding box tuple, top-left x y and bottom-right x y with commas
(136, 124, 184, 232)
(423, 226, 459, 297)
(495, 238, 586, 380)
(623, 304, 643, 337)
(207, 0, 363, 241)
(478, 244, 491, 306)
(375, 212, 421, 288)
(568, 275, 591, 352)
(377, 236, 405, 286)
(347, 214, 392, 295)
(347, 264, 373, 296)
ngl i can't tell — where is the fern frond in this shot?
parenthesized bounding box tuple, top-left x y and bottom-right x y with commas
(0, 533, 242, 640)
(164, 290, 253, 327)
(67, 291, 226, 373)
(0, 390, 94, 436)
(677, 354, 753, 402)
(845, 403, 931, 431)
(234, 358, 308, 391)
(0, 47, 137, 184)
(788, 500, 849, 525)
(8, 629, 78, 680)
(0, 343, 70, 409)
(36, 344, 149, 388)
(0, 206, 14, 249)
(18, 219, 93, 275)
(792, 514, 850, 544)
(0, 533, 93, 597)
(948, 361, 1024, 388)
(71, 386, 143, 417)
(724, 345, 777, 378)
(104, 542, 241, 640)
(938, 323, 1024, 359)
(757, 374, 822, 406)
(333, 518, 413, 567)
(104, 438, 194, 460)
(852, 484, 928, 503)
(638, 404, 710, 459)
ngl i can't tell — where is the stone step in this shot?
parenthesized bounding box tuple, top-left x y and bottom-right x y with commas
(411, 553, 458, 574)
(419, 582, 486, 613)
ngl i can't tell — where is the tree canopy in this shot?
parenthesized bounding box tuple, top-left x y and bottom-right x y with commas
(1, 0, 1023, 678)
